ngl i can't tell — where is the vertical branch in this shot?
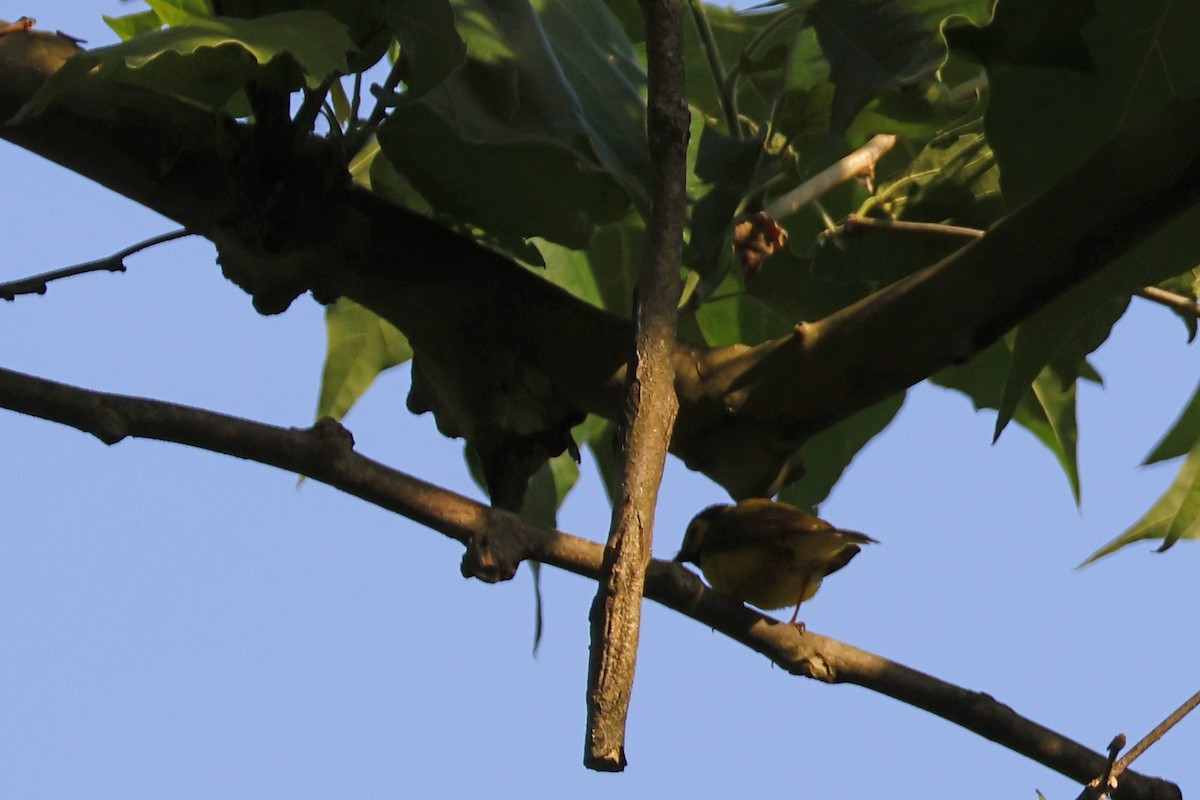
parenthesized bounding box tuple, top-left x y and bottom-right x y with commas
(583, 0, 688, 772)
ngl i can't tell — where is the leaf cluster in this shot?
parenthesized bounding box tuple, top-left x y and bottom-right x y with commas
(33, 0, 1200, 558)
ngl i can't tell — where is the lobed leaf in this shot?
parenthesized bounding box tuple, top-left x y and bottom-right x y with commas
(778, 391, 905, 510)
(316, 298, 413, 423)
(807, 0, 992, 137)
(1144, 380, 1200, 466)
(377, 0, 648, 249)
(1081, 446, 1200, 565)
(993, 204, 1200, 441)
(977, 0, 1200, 205)
(21, 11, 356, 118)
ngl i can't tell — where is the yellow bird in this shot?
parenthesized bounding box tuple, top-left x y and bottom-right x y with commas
(674, 499, 876, 628)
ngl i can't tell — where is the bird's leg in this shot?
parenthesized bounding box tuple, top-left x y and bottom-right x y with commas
(788, 578, 811, 631)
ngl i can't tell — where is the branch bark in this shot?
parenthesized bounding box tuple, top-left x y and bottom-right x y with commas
(584, 0, 688, 772)
(4, 30, 1200, 502)
(0, 363, 1181, 800)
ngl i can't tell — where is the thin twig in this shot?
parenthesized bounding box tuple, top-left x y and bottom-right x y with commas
(830, 219, 1200, 323)
(1078, 734, 1128, 800)
(842, 213, 985, 240)
(1136, 286, 1200, 319)
(1114, 689, 1200, 778)
(292, 76, 337, 143)
(686, 0, 736, 135)
(719, 5, 805, 139)
(0, 364, 1182, 800)
(0, 17, 35, 37)
(946, 74, 989, 107)
(0, 229, 193, 301)
(362, 57, 406, 130)
(763, 134, 897, 221)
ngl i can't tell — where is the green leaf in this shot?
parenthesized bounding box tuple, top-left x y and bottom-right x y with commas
(1144, 380, 1200, 466)
(981, 0, 1200, 205)
(934, 335, 1094, 502)
(1018, 362, 1081, 505)
(104, 11, 166, 41)
(21, 12, 356, 118)
(576, 414, 618, 503)
(316, 298, 413, 423)
(1081, 446, 1200, 564)
(947, 0, 1095, 69)
(382, 0, 466, 101)
(994, 203, 1200, 440)
(778, 391, 905, 510)
(683, 5, 801, 128)
(529, 216, 642, 317)
(146, 0, 214, 25)
(330, 77, 352, 125)
(687, 118, 765, 282)
(377, 0, 648, 248)
(807, 0, 992, 136)
(1151, 266, 1200, 342)
(520, 450, 582, 529)
(820, 131, 1002, 286)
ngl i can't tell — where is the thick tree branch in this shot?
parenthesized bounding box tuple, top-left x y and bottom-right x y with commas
(0, 364, 1181, 800)
(4, 29, 1200, 501)
(585, 0, 688, 771)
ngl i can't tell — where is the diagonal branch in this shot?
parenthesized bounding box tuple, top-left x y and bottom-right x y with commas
(585, 0, 688, 771)
(4, 27, 1200, 501)
(0, 363, 1181, 800)
(0, 229, 193, 301)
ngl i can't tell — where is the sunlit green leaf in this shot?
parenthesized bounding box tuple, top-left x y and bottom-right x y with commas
(994, 204, 1200, 440)
(1081, 446, 1200, 564)
(1150, 267, 1200, 342)
(683, 5, 801, 129)
(528, 217, 642, 318)
(377, 0, 648, 248)
(21, 12, 355, 118)
(1020, 362, 1081, 505)
(934, 335, 1095, 501)
(778, 391, 905, 510)
(146, 0, 213, 25)
(1144, 380, 1200, 466)
(316, 298, 412, 423)
(807, 0, 992, 136)
(104, 11, 165, 41)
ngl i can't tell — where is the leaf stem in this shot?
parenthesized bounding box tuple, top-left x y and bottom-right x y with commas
(719, 5, 806, 139)
(685, 0, 736, 134)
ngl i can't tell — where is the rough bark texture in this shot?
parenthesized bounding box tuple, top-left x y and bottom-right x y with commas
(0, 364, 1181, 800)
(584, 0, 688, 771)
(4, 29, 1200, 502)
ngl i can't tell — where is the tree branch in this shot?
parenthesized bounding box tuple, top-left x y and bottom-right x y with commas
(0, 229, 193, 301)
(762, 134, 898, 221)
(5, 28, 1200, 500)
(0, 364, 1181, 800)
(1136, 286, 1200, 319)
(585, 0, 687, 771)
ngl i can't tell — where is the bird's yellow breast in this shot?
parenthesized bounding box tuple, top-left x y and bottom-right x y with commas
(699, 546, 826, 611)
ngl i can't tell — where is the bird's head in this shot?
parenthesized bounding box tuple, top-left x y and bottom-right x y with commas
(673, 504, 729, 564)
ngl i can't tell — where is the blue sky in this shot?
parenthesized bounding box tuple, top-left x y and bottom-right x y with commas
(2, 4, 1198, 798)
